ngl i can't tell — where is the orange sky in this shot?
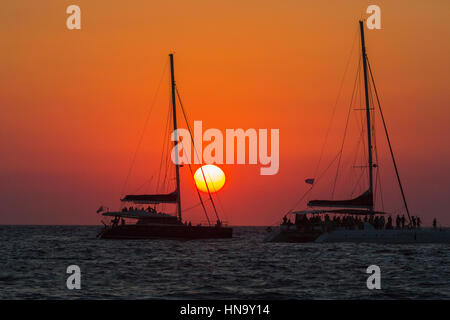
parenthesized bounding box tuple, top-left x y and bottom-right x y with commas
(1, 0, 449, 225)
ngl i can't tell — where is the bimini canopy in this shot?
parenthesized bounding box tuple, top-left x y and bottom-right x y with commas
(121, 191, 178, 204)
(307, 190, 373, 209)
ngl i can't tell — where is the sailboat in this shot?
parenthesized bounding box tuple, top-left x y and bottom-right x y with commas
(266, 21, 450, 243)
(97, 54, 232, 240)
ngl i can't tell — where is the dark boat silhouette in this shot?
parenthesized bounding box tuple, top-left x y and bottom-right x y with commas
(97, 54, 232, 240)
(266, 21, 450, 243)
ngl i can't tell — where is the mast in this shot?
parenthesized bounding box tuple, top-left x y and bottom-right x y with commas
(359, 20, 374, 212)
(169, 53, 182, 221)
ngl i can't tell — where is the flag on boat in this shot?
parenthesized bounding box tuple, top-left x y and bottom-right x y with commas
(96, 206, 104, 213)
(305, 178, 315, 185)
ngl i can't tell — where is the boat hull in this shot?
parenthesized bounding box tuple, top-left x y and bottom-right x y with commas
(265, 227, 450, 244)
(97, 224, 232, 240)
(315, 228, 450, 244)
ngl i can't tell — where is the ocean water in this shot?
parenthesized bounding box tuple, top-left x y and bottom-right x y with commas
(0, 226, 449, 299)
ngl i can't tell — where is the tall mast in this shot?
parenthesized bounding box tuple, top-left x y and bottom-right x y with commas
(169, 53, 182, 221)
(359, 20, 374, 212)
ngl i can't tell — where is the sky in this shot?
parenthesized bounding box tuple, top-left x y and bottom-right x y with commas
(1, 0, 449, 226)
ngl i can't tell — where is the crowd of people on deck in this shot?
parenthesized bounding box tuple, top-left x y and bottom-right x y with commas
(109, 206, 165, 227)
(121, 206, 159, 214)
(282, 213, 436, 231)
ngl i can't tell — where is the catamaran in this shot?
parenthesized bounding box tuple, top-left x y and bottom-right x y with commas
(97, 54, 232, 240)
(266, 21, 450, 243)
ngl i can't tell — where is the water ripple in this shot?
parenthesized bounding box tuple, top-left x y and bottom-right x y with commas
(0, 226, 449, 299)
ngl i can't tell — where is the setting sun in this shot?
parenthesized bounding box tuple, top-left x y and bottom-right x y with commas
(194, 165, 226, 193)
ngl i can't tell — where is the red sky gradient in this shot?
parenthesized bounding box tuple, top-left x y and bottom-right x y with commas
(1, 1, 449, 226)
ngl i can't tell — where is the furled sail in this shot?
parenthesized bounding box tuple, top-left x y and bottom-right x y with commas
(121, 191, 178, 204)
(307, 190, 373, 209)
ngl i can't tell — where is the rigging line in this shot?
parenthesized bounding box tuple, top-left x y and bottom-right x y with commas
(162, 95, 175, 195)
(330, 100, 352, 199)
(279, 26, 360, 221)
(132, 176, 154, 194)
(172, 88, 213, 225)
(164, 136, 175, 194)
(359, 70, 368, 188)
(331, 55, 361, 199)
(375, 162, 385, 211)
(283, 151, 342, 216)
(368, 73, 385, 212)
(156, 103, 172, 193)
(367, 58, 411, 224)
(349, 145, 362, 197)
(349, 52, 367, 198)
(162, 136, 173, 192)
(120, 60, 169, 198)
(186, 161, 212, 226)
(159, 115, 173, 215)
(349, 116, 366, 196)
(374, 141, 385, 213)
(159, 122, 173, 215)
(312, 27, 360, 180)
(350, 164, 367, 196)
(160, 131, 169, 193)
(351, 117, 366, 160)
(346, 64, 366, 196)
(175, 87, 222, 222)
(347, 130, 362, 196)
(175, 128, 212, 225)
(356, 49, 368, 188)
(194, 159, 229, 223)
(350, 118, 367, 197)
(365, 69, 378, 196)
(270, 151, 343, 226)
(183, 202, 202, 213)
(350, 66, 366, 173)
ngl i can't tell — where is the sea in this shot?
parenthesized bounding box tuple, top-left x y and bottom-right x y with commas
(0, 226, 449, 299)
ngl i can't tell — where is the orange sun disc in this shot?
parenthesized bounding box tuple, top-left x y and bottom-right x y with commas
(194, 165, 226, 193)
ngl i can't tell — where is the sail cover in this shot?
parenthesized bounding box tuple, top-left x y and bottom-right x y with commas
(121, 191, 178, 204)
(307, 190, 373, 209)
